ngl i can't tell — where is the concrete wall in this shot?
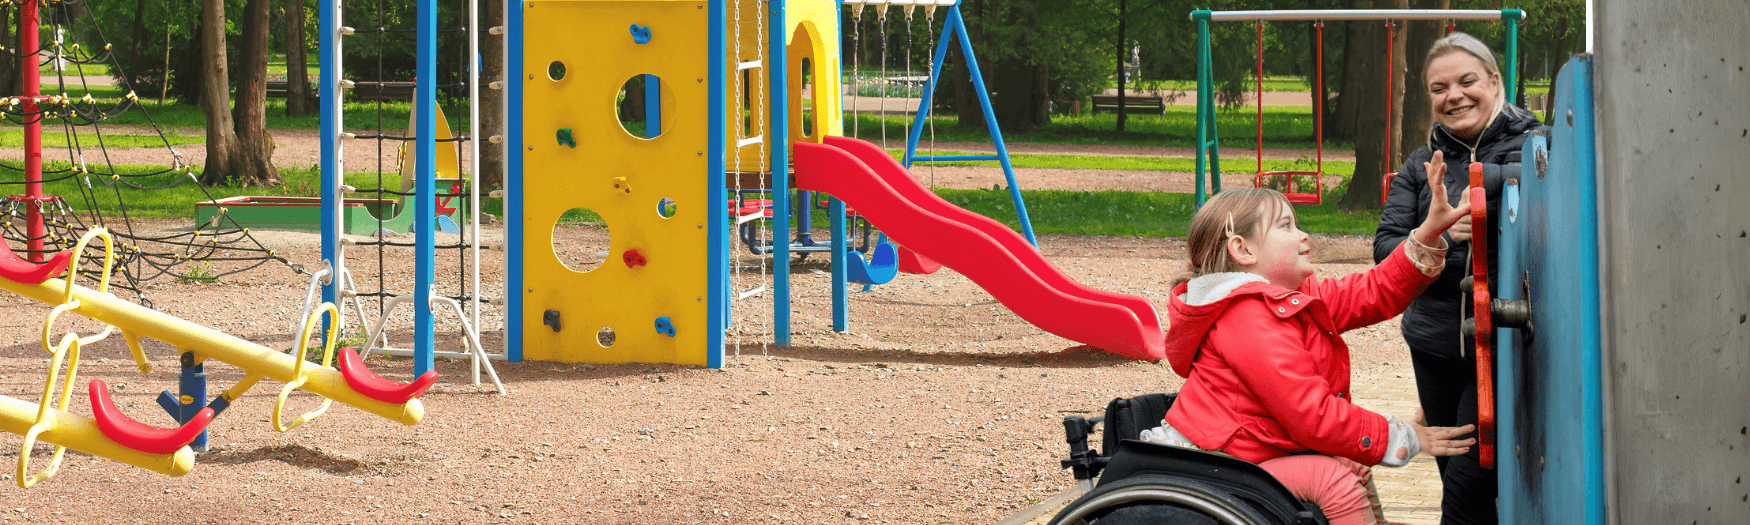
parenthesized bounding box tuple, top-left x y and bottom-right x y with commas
(1593, 2, 1750, 523)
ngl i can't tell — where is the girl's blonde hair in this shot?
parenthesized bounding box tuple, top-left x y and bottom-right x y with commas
(1171, 189, 1292, 289)
(1425, 32, 1502, 83)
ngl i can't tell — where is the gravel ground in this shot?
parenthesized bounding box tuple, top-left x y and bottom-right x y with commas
(0, 219, 1414, 524)
(0, 122, 1429, 523)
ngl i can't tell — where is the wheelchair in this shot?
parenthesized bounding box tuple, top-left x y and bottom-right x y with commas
(1053, 393, 1329, 525)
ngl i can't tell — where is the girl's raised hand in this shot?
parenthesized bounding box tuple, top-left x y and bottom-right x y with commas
(1418, 150, 1473, 242)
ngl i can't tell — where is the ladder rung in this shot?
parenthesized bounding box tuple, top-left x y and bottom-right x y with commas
(737, 60, 763, 71)
(738, 285, 766, 300)
(737, 136, 764, 148)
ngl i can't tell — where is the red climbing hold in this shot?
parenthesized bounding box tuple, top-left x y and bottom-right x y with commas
(337, 347, 439, 404)
(89, 380, 214, 455)
(623, 249, 647, 268)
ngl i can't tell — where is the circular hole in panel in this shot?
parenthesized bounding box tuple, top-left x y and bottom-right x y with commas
(552, 208, 609, 273)
(547, 61, 566, 81)
(799, 57, 815, 138)
(656, 198, 677, 218)
(616, 74, 675, 140)
(597, 327, 617, 347)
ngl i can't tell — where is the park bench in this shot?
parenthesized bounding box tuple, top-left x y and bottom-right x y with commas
(1091, 94, 1166, 115)
(266, 80, 417, 102)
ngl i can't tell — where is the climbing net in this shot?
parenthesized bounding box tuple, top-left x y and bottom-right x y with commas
(0, 0, 298, 304)
(328, 0, 501, 377)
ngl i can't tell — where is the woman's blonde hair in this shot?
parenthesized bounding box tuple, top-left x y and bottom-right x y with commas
(1171, 189, 1292, 289)
(1425, 32, 1502, 82)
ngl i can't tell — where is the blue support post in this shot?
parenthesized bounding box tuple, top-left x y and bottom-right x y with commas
(318, 0, 339, 334)
(830, 196, 846, 331)
(507, 0, 525, 362)
(901, 5, 1035, 246)
(707, 0, 725, 368)
(770, 0, 791, 347)
(645, 74, 662, 138)
(413, 0, 437, 374)
(1570, 58, 1604, 525)
(155, 352, 209, 453)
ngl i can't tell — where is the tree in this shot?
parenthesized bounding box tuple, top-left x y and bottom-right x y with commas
(0, 5, 18, 97)
(198, 0, 279, 187)
(285, 0, 316, 116)
(479, 0, 505, 190)
(1396, 0, 1449, 184)
(1336, 0, 1407, 211)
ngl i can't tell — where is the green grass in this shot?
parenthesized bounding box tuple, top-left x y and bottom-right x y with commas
(932, 184, 1378, 238)
(0, 128, 203, 148)
(1115, 78, 1313, 93)
(845, 105, 1338, 149)
(888, 148, 1353, 177)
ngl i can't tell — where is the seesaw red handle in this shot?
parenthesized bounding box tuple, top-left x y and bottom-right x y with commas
(0, 247, 73, 285)
(88, 380, 213, 455)
(337, 347, 439, 404)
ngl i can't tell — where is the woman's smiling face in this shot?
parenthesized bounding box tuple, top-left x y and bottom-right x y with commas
(1426, 51, 1503, 140)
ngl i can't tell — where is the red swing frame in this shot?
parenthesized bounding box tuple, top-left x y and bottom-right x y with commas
(1252, 21, 1325, 205)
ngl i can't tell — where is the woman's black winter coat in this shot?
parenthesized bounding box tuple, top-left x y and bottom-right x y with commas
(1373, 104, 1548, 358)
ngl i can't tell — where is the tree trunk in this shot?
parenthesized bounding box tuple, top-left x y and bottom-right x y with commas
(198, 0, 239, 185)
(1114, 0, 1127, 133)
(125, 0, 148, 85)
(479, 0, 505, 190)
(285, 0, 316, 116)
(1396, 0, 1449, 180)
(1336, 0, 1407, 211)
(951, 0, 986, 130)
(1331, 18, 1364, 141)
(231, 0, 281, 186)
(175, 25, 205, 105)
(0, 6, 16, 97)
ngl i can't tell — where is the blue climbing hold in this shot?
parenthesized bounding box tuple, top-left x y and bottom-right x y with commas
(437, 214, 460, 234)
(654, 316, 676, 337)
(630, 24, 652, 44)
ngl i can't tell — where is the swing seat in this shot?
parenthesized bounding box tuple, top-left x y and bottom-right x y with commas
(1255, 170, 1324, 206)
(0, 246, 73, 285)
(89, 380, 214, 455)
(846, 239, 899, 286)
(337, 347, 439, 404)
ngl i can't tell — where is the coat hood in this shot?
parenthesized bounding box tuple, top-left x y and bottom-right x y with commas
(1163, 272, 1272, 377)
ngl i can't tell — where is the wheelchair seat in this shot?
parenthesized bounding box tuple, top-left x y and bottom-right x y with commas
(1053, 394, 1327, 525)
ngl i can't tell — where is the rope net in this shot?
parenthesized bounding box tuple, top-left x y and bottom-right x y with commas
(336, 0, 495, 345)
(0, 0, 299, 305)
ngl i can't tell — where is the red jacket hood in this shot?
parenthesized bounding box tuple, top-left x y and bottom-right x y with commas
(1165, 272, 1284, 377)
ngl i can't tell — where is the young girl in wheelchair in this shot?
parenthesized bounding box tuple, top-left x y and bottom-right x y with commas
(1149, 151, 1476, 525)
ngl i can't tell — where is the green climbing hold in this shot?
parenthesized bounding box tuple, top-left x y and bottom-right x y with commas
(556, 128, 576, 148)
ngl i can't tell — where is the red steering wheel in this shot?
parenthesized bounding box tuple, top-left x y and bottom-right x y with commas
(1468, 162, 1496, 469)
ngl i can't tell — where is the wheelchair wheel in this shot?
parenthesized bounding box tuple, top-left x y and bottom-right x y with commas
(1051, 475, 1275, 525)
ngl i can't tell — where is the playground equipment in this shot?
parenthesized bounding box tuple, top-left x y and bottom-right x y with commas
(794, 136, 1165, 359)
(0, 230, 432, 487)
(317, 0, 502, 389)
(1189, 9, 1525, 208)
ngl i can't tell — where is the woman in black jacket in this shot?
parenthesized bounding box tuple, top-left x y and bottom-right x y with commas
(1373, 32, 1546, 525)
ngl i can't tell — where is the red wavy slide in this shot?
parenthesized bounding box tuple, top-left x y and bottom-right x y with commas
(793, 136, 1166, 360)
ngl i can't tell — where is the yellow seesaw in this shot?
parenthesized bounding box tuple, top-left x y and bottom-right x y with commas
(0, 229, 430, 487)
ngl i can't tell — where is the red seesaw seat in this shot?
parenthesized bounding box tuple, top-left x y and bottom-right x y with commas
(337, 347, 439, 404)
(0, 247, 73, 285)
(89, 380, 214, 455)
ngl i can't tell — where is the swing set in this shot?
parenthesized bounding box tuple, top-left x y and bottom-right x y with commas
(1190, 9, 1526, 208)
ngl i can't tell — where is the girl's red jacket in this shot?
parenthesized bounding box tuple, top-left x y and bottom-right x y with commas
(1162, 243, 1436, 466)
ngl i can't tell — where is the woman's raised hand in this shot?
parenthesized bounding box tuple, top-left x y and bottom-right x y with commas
(1418, 150, 1472, 244)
